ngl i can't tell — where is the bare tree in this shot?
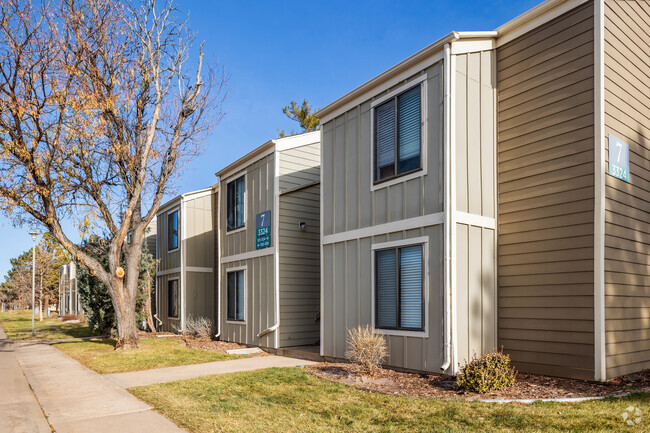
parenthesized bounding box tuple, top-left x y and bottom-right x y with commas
(0, 0, 226, 348)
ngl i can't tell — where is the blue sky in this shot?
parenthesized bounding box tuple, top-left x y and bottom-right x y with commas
(0, 0, 540, 279)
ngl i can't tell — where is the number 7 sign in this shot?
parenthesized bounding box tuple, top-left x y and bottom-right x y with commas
(608, 134, 631, 183)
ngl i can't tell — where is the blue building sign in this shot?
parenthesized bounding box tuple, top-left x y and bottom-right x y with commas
(256, 210, 271, 249)
(608, 134, 631, 183)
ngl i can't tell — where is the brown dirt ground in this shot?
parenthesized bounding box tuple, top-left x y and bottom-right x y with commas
(137, 331, 269, 358)
(306, 362, 650, 400)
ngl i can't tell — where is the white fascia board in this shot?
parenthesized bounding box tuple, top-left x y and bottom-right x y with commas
(217, 145, 275, 182)
(451, 39, 496, 55)
(274, 131, 320, 151)
(157, 186, 213, 215)
(495, 0, 590, 47)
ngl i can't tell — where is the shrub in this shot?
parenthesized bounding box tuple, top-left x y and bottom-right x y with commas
(345, 325, 388, 375)
(183, 316, 214, 339)
(60, 314, 77, 322)
(456, 348, 517, 393)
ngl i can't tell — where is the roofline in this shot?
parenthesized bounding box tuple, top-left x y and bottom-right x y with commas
(315, 0, 587, 122)
(214, 131, 320, 180)
(156, 186, 215, 216)
(314, 31, 496, 121)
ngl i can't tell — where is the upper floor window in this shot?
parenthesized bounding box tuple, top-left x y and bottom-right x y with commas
(375, 244, 424, 331)
(227, 175, 245, 231)
(168, 210, 178, 251)
(374, 84, 422, 183)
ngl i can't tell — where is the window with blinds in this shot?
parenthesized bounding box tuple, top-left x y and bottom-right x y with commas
(374, 84, 422, 182)
(168, 279, 179, 318)
(227, 270, 245, 321)
(375, 244, 424, 331)
(226, 175, 245, 231)
(167, 210, 178, 251)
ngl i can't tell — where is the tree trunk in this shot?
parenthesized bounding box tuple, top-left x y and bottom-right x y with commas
(144, 270, 156, 332)
(39, 276, 43, 321)
(44, 296, 50, 317)
(20, 301, 24, 314)
(110, 269, 140, 350)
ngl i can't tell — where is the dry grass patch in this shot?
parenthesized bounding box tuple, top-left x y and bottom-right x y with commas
(54, 337, 239, 374)
(130, 367, 650, 433)
(0, 310, 97, 340)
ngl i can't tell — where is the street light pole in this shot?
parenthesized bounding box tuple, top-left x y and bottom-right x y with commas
(29, 229, 38, 337)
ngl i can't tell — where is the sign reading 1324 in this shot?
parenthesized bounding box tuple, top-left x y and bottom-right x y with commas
(608, 134, 631, 183)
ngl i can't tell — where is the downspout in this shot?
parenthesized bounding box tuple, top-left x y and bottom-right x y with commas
(180, 196, 187, 333)
(257, 147, 281, 345)
(215, 184, 222, 339)
(441, 42, 453, 373)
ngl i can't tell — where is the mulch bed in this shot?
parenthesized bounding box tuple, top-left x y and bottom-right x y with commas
(306, 362, 650, 401)
(181, 336, 268, 357)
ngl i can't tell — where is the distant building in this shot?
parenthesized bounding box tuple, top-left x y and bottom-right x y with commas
(59, 262, 80, 316)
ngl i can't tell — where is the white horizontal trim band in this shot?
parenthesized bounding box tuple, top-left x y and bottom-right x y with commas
(156, 268, 181, 277)
(185, 266, 213, 273)
(455, 212, 496, 230)
(220, 247, 276, 264)
(322, 212, 444, 245)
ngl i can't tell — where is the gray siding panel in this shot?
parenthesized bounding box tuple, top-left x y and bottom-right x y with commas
(279, 184, 321, 347)
(604, 0, 650, 378)
(496, 1, 596, 380)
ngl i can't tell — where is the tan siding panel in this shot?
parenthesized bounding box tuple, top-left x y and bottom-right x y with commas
(497, 1, 595, 378)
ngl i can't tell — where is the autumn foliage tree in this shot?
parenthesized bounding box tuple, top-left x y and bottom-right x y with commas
(0, 0, 225, 349)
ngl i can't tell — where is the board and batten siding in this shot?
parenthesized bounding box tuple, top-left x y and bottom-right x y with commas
(322, 61, 444, 372)
(496, 1, 596, 380)
(603, 0, 650, 378)
(184, 193, 216, 324)
(219, 154, 276, 348)
(279, 184, 320, 347)
(454, 49, 497, 365)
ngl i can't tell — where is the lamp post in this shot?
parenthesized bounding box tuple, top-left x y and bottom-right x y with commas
(29, 229, 38, 337)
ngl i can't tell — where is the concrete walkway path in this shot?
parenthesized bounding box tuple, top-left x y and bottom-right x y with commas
(13, 341, 186, 433)
(106, 355, 316, 388)
(0, 329, 51, 433)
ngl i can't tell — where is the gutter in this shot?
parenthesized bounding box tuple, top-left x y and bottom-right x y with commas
(215, 184, 222, 339)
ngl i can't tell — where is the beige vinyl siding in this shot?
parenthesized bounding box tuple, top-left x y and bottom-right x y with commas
(455, 50, 496, 219)
(603, 0, 650, 378)
(158, 273, 180, 332)
(279, 143, 320, 193)
(183, 193, 216, 324)
(184, 194, 215, 269)
(144, 217, 157, 259)
(496, 1, 596, 380)
(278, 184, 320, 347)
(322, 227, 444, 372)
(454, 49, 498, 364)
(321, 61, 444, 373)
(219, 256, 276, 348)
(322, 61, 444, 239)
(221, 154, 275, 257)
(219, 153, 276, 347)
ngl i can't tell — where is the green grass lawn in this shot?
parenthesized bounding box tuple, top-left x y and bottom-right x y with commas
(0, 310, 97, 340)
(130, 367, 650, 433)
(54, 337, 240, 374)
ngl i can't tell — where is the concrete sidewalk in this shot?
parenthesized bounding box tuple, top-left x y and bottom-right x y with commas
(0, 329, 51, 433)
(13, 341, 186, 433)
(106, 355, 316, 388)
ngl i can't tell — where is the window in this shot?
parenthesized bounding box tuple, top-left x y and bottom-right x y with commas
(168, 210, 178, 250)
(227, 176, 245, 231)
(375, 244, 424, 331)
(168, 279, 179, 318)
(374, 84, 422, 182)
(227, 270, 245, 321)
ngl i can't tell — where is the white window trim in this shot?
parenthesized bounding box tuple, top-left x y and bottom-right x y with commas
(225, 265, 247, 325)
(371, 236, 429, 338)
(370, 75, 428, 192)
(167, 277, 180, 319)
(225, 172, 247, 235)
(167, 206, 180, 253)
